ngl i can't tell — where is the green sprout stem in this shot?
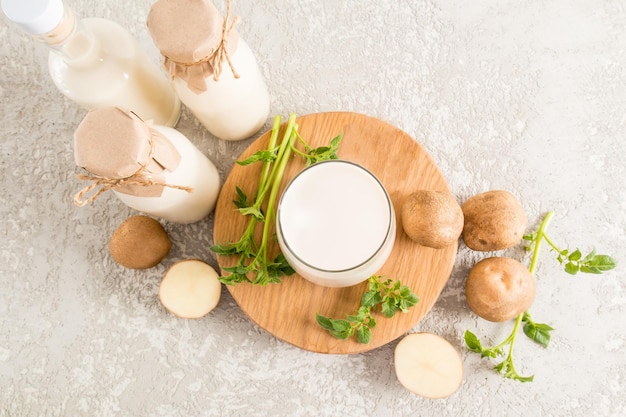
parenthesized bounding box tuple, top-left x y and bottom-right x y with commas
(212, 112, 343, 285)
(256, 116, 282, 199)
(527, 210, 554, 274)
(250, 115, 298, 284)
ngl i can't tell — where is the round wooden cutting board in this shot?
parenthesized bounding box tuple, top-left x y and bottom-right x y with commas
(213, 112, 457, 354)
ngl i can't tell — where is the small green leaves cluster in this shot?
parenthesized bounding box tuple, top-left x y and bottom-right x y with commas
(211, 113, 343, 286)
(465, 312, 553, 382)
(465, 210, 616, 382)
(316, 275, 419, 344)
(523, 234, 616, 275)
(292, 130, 343, 166)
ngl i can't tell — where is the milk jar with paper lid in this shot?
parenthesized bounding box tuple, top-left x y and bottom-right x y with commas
(147, 0, 270, 141)
(73, 107, 220, 224)
(1, 0, 181, 127)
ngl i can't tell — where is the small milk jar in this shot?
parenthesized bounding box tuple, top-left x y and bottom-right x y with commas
(147, 0, 270, 141)
(73, 107, 220, 224)
(276, 160, 396, 288)
(1, 0, 181, 127)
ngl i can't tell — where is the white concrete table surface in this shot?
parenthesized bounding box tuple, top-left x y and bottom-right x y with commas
(1, 1, 624, 416)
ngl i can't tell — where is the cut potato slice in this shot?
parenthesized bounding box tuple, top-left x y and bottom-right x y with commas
(394, 332, 463, 399)
(159, 259, 222, 319)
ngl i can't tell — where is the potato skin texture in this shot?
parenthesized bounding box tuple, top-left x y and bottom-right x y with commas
(401, 190, 464, 249)
(465, 257, 536, 322)
(109, 215, 171, 269)
(461, 190, 527, 251)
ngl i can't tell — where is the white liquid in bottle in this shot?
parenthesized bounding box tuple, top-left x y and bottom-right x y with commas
(1, 0, 181, 127)
(114, 125, 221, 224)
(171, 39, 270, 141)
(147, 0, 270, 140)
(73, 107, 220, 224)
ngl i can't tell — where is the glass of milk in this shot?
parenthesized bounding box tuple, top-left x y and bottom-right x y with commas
(276, 160, 396, 288)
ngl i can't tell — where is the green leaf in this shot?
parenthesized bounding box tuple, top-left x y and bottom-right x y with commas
(238, 206, 265, 221)
(300, 132, 344, 166)
(464, 330, 483, 353)
(218, 272, 251, 285)
(222, 264, 249, 275)
(588, 254, 617, 272)
(233, 186, 248, 209)
(236, 148, 278, 166)
(582, 248, 597, 262)
(495, 358, 534, 382)
(210, 242, 240, 256)
(482, 347, 503, 359)
(380, 298, 399, 318)
(564, 262, 580, 275)
(330, 319, 352, 333)
(267, 253, 295, 278)
(400, 292, 419, 311)
(580, 265, 601, 274)
(355, 305, 371, 322)
(515, 374, 535, 383)
(523, 322, 554, 348)
(251, 267, 270, 286)
(356, 325, 372, 344)
(330, 133, 343, 147)
(568, 249, 582, 261)
(330, 328, 353, 340)
(361, 290, 382, 308)
(316, 314, 335, 331)
(398, 292, 418, 312)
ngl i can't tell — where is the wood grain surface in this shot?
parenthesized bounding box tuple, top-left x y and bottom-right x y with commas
(213, 112, 457, 354)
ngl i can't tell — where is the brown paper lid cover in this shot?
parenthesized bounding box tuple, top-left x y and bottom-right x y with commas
(73, 107, 182, 197)
(147, 0, 240, 93)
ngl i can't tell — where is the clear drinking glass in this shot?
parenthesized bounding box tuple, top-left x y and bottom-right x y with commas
(276, 160, 396, 288)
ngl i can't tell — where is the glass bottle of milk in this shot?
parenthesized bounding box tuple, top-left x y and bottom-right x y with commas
(1, 0, 181, 127)
(73, 107, 220, 224)
(147, 0, 270, 141)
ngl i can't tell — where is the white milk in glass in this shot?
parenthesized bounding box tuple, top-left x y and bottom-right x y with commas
(277, 160, 395, 288)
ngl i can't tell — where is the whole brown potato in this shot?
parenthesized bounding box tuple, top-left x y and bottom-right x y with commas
(461, 190, 527, 251)
(109, 215, 171, 269)
(401, 190, 464, 249)
(465, 257, 536, 322)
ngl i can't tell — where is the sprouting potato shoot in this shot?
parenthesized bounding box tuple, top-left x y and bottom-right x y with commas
(394, 332, 464, 399)
(401, 190, 464, 249)
(465, 257, 536, 322)
(159, 259, 222, 319)
(461, 190, 527, 251)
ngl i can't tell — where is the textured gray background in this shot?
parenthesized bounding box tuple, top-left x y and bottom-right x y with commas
(1, 0, 625, 416)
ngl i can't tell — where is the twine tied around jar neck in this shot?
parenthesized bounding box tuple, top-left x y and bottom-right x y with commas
(211, 0, 240, 81)
(163, 0, 240, 82)
(73, 126, 194, 207)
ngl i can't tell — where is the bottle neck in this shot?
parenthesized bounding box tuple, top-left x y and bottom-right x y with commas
(34, 6, 102, 68)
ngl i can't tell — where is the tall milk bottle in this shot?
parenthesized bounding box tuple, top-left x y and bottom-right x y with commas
(1, 0, 181, 127)
(147, 0, 270, 140)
